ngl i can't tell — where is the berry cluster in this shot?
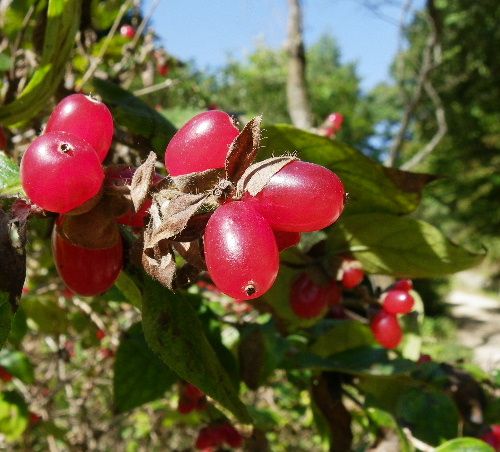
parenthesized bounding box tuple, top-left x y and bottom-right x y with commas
(323, 112, 344, 138)
(177, 382, 206, 414)
(195, 422, 244, 450)
(165, 111, 346, 300)
(371, 279, 415, 349)
(20, 94, 126, 296)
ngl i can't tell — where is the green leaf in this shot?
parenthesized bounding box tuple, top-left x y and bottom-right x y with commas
(395, 388, 459, 446)
(400, 292, 424, 360)
(0, 0, 83, 125)
(90, 78, 177, 157)
(0, 294, 13, 350)
(330, 213, 484, 277)
(285, 346, 416, 377)
(90, 0, 123, 30)
(113, 323, 177, 414)
(114, 272, 142, 309)
(0, 350, 34, 384)
(0, 390, 28, 440)
(141, 277, 251, 423)
(262, 125, 431, 215)
(310, 320, 375, 357)
(22, 297, 68, 334)
(0, 54, 12, 72)
(0, 152, 21, 196)
(435, 438, 495, 452)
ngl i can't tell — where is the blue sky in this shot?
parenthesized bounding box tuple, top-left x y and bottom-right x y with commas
(144, 0, 423, 91)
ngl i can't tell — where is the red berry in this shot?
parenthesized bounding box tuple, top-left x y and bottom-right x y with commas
(417, 354, 432, 364)
(0, 127, 7, 149)
(157, 63, 169, 76)
(328, 112, 344, 131)
(393, 279, 413, 291)
(96, 329, 106, 341)
(245, 161, 345, 232)
(165, 110, 239, 176)
(382, 289, 415, 315)
(341, 259, 364, 289)
(290, 273, 328, 319)
(52, 227, 123, 296)
(183, 383, 204, 400)
(29, 412, 42, 426)
(21, 132, 104, 213)
(0, 366, 13, 382)
(204, 201, 279, 300)
(481, 426, 500, 451)
(120, 24, 136, 39)
(195, 427, 222, 450)
(217, 423, 244, 448)
(99, 348, 114, 359)
(371, 311, 403, 349)
(274, 230, 301, 251)
(177, 396, 197, 414)
(325, 280, 342, 305)
(45, 94, 114, 162)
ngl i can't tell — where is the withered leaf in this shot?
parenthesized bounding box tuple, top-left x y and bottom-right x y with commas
(0, 208, 26, 309)
(60, 195, 121, 249)
(383, 166, 438, 194)
(130, 151, 157, 212)
(236, 156, 297, 197)
(142, 242, 176, 290)
(225, 116, 262, 183)
(146, 192, 208, 249)
(172, 168, 224, 194)
(170, 212, 212, 242)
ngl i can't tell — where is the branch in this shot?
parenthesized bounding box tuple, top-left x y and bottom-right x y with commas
(286, 0, 313, 130)
(386, 0, 443, 167)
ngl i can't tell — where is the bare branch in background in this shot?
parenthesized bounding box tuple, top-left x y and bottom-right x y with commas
(286, 0, 313, 130)
(386, 0, 446, 168)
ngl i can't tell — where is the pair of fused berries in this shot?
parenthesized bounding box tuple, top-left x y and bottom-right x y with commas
(195, 423, 244, 450)
(177, 382, 206, 414)
(19, 94, 126, 296)
(289, 257, 363, 319)
(165, 110, 346, 300)
(370, 279, 415, 349)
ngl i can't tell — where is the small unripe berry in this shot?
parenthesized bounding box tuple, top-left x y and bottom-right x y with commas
(371, 311, 403, 349)
(382, 289, 415, 314)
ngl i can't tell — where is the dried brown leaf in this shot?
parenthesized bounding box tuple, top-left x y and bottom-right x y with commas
(142, 242, 176, 289)
(130, 151, 157, 211)
(236, 156, 297, 197)
(173, 240, 206, 270)
(172, 168, 224, 194)
(225, 116, 262, 183)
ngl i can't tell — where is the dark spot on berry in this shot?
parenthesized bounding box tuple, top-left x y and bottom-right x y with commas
(245, 284, 256, 296)
(60, 143, 72, 153)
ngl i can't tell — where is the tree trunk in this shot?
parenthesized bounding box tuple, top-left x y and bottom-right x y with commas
(286, 0, 313, 129)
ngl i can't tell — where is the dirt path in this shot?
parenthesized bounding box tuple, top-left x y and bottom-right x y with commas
(447, 282, 500, 372)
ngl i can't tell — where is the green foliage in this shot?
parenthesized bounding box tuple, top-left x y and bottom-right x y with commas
(113, 323, 177, 413)
(435, 438, 495, 452)
(0, 293, 13, 350)
(0, 391, 28, 440)
(0, 152, 21, 196)
(0, 350, 34, 384)
(141, 278, 251, 422)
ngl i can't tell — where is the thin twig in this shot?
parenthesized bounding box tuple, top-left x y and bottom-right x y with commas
(77, 0, 132, 90)
(133, 78, 176, 96)
(402, 427, 435, 452)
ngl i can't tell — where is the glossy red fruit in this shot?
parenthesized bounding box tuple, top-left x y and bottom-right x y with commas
(0, 366, 13, 382)
(204, 201, 279, 300)
(120, 24, 136, 39)
(99, 348, 114, 359)
(393, 279, 413, 291)
(96, 329, 106, 341)
(274, 230, 301, 251)
(177, 396, 197, 414)
(328, 112, 344, 130)
(183, 383, 204, 400)
(195, 426, 222, 450)
(20, 132, 104, 213)
(341, 259, 364, 289)
(165, 110, 239, 176)
(326, 280, 342, 305)
(157, 63, 169, 76)
(481, 426, 500, 451)
(0, 127, 7, 149)
(290, 273, 328, 319)
(29, 412, 42, 426)
(245, 161, 345, 232)
(52, 227, 123, 296)
(371, 311, 403, 349)
(45, 94, 114, 162)
(382, 289, 415, 314)
(217, 423, 244, 448)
